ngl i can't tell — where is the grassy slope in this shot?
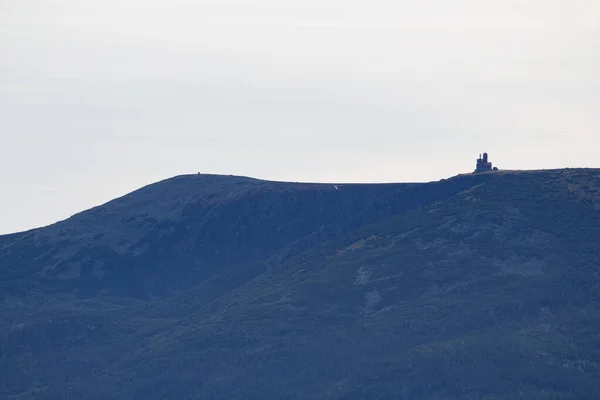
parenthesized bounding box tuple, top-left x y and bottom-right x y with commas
(1, 169, 600, 399)
(0, 173, 485, 301)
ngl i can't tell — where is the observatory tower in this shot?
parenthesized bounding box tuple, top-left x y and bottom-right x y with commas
(474, 152, 498, 173)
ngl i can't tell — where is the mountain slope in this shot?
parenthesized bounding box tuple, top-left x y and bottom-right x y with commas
(0, 173, 486, 300)
(1, 169, 600, 400)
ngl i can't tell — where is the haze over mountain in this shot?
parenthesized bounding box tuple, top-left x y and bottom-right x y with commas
(1, 167, 599, 399)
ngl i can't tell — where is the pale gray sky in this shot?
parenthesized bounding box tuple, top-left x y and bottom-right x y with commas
(1, 0, 599, 234)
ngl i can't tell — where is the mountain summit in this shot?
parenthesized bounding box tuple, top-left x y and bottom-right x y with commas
(1, 168, 600, 399)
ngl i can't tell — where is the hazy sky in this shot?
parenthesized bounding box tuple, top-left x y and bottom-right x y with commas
(1, 0, 599, 234)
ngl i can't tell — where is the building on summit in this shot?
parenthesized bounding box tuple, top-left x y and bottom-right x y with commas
(474, 152, 498, 173)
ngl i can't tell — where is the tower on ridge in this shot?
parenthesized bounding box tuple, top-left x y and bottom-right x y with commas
(474, 152, 497, 173)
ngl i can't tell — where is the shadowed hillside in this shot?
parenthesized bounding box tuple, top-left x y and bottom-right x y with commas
(0, 173, 486, 300)
(1, 168, 600, 399)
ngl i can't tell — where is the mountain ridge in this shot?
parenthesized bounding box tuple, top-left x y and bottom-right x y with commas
(1, 171, 493, 300)
(1, 167, 600, 399)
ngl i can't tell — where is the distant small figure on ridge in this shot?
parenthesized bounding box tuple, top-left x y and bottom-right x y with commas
(474, 152, 499, 173)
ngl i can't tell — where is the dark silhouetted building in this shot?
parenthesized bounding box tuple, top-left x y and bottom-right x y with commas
(474, 152, 498, 173)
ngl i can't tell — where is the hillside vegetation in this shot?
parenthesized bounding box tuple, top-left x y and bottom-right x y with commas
(1, 169, 599, 399)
